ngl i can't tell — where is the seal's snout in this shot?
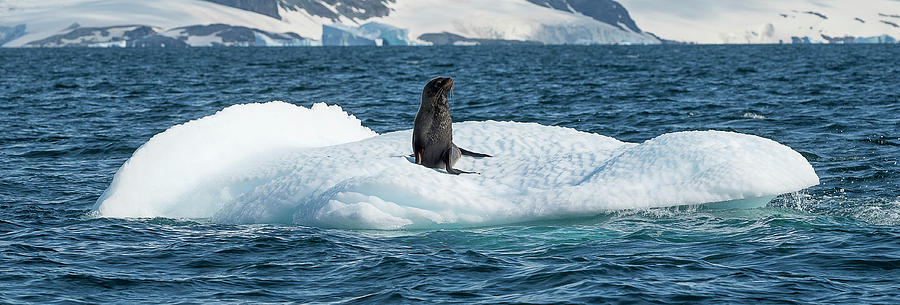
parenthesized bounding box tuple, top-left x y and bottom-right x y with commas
(430, 77, 453, 90)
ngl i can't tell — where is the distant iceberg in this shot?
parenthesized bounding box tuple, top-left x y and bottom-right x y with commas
(795, 34, 897, 44)
(322, 22, 415, 46)
(358, 22, 412, 46)
(94, 102, 819, 229)
(853, 34, 897, 44)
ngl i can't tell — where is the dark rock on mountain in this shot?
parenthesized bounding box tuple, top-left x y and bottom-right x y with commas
(821, 34, 855, 44)
(804, 11, 827, 20)
(177, 24, 256, 43)
(124, 26, 156, 40)
(0, 24, 26, 47)
(25, 25, 155, 47)
(128, 35, 190, 48)
(282, 0, 393, 21)
(63, 23, 81, 31)
(820, 33, 897, 44)
(203, 0, 394, 21)
(526, 0, 642, 32)
(170, 23, 307, 46)
(21, 22, 307, 47)
(791, 36, 811, 44)
(419, 32, 543, 46)
(646, 32, 685, 44)
(206, 0, 281, 19)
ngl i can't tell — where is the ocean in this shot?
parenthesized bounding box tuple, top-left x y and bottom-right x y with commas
(1, 45, 898, 303)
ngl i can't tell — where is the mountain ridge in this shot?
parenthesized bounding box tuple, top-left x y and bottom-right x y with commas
(0, 0, 659, 47)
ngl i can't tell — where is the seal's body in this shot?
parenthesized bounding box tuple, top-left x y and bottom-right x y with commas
(412, 77, 490, 174)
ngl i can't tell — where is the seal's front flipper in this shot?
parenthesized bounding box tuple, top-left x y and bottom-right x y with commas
(413, 151, 423, 165)
(459, 148, 491, 158)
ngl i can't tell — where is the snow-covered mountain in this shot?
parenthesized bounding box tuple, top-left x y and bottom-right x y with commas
(5, 0, 894, 47)
(0, 0, 660, 47)
(619, 0, 899, 44)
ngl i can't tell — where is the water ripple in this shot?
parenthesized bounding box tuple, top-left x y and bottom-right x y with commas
(1, 45, 898, 303)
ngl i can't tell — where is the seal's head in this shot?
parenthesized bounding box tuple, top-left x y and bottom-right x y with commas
(421, 77, 453, 108)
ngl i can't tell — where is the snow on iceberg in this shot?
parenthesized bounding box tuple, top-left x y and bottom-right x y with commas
(93, 102, 819, 229)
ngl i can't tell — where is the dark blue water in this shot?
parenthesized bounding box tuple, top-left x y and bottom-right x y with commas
(1, 45, 898, 303)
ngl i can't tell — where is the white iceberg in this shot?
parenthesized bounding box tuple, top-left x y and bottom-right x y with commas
(94, 101, 819, 229)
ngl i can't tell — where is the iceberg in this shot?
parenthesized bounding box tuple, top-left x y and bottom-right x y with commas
(321, 22, 414, 46)
(94, 102, 819, 229)
(321, 24, 376, 46)
(853, 34, 897, 44)
(358, 22, 412, 46)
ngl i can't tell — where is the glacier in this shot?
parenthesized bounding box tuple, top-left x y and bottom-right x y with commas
(93, 102, 820, 230)
(321, 22, 414, 46)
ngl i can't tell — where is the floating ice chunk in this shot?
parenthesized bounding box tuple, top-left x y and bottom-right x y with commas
(742, 112, 766, 119)
(94, 102, 819, 229)
(94, 101, 376, 219)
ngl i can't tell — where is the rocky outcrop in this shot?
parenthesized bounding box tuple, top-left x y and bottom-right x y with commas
(418, 32, 543, 46)
(128, 35, 190, 48)
(804, 11, 828, 20)
(283, 0, 393, 21)
(206, 0, 281, 19)
(821, 34, 855, 44)
(204, 0, 394, 21)
(0, 24, 26, 47)
(23, 23, 309, 47)
(797, 34, 896, 44)
(526, 0, 642, 32)
(163, 24, 309, 46)
(25, 25, 155, 47)
(177, 24, 257, 44)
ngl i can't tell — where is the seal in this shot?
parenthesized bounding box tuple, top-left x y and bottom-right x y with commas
(412, 77, 491, 175)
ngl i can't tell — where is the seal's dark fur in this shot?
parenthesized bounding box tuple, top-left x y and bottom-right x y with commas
(412, 77, 490, 174)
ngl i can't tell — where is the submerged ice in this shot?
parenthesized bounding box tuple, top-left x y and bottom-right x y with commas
(94, 102, 819, 229)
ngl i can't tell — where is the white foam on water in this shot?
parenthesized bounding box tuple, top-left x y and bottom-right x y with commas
(94, 102, 819, 229)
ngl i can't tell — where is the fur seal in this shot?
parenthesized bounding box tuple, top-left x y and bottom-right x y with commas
(412, 77, 491, 175)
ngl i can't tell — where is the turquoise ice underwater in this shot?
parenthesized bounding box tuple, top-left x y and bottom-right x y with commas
(93, 101, 819, 229)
